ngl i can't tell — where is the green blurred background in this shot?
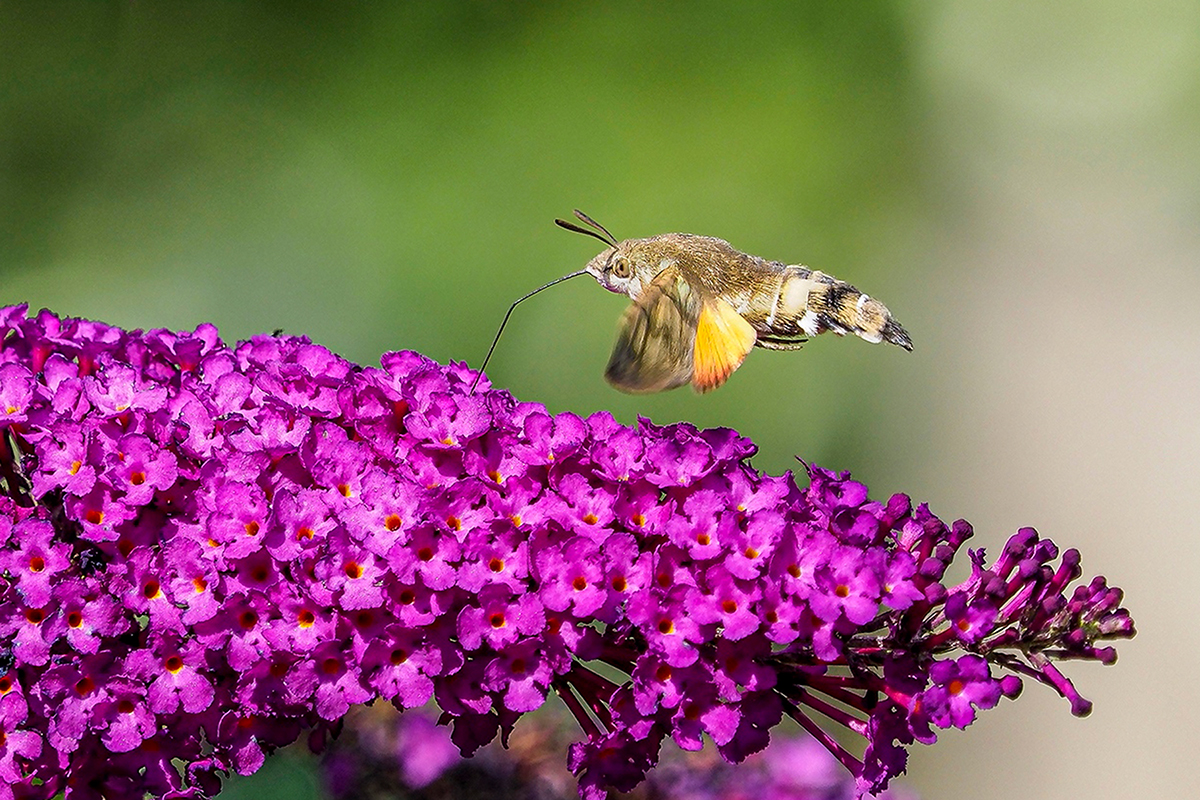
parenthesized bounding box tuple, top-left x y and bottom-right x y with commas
(3, 3, 1196, 799)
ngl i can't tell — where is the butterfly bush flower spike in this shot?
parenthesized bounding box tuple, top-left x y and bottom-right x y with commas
(0, 305, 1135, 799)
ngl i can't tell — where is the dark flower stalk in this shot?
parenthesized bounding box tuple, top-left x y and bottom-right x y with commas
(0, 305, 1134, 799)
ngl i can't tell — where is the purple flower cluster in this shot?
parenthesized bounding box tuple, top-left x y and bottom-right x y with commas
(325, 708, 467, 795)
(645, 733, 919, 800)
(325, 704, 918, 800)
(0, 305, 1135, 799)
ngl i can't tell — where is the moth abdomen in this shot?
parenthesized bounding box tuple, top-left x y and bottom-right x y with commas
(765, 268, 912, 351)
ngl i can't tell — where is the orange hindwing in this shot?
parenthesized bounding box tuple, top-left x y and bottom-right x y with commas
(692, 298, 757, 392)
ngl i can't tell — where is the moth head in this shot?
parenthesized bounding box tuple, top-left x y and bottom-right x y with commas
(555, 210, 662, 299)
(585, 243, 665, 298)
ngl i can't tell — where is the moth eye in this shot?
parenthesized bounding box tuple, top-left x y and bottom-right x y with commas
(611, 258, 631, 279)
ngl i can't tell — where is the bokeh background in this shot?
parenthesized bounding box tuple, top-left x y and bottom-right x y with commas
(3, 2, 1196, 798)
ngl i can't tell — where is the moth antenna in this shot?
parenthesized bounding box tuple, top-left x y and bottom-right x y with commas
(572, 209, 618, 246)
(555, 218, 617, 248)
(470, 270, 589, 394)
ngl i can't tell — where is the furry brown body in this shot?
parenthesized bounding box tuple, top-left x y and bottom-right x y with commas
(588, 233, 912, 354)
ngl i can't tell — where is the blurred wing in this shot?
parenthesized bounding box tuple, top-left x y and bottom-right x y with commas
(692, 296, 757, 392)
(605, 267, 699, 394)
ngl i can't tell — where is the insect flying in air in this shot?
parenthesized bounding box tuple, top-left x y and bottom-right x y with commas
(474, 210, 912, 394)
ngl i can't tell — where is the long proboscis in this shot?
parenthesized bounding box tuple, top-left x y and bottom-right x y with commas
(470, 270, 589, 394)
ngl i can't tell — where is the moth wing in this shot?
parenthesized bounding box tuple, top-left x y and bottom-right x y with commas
(605, 267, 700, 394)
(691, 296, 757, 393)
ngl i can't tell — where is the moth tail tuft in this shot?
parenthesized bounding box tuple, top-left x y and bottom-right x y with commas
(810, 282, 912, 351)
(882, 318, 913, 351)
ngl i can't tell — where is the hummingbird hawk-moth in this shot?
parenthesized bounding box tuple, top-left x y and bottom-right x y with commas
(475, 210, 912, 394)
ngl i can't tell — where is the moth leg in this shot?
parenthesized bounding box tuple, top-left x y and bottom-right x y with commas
(754, 337, 807, 351)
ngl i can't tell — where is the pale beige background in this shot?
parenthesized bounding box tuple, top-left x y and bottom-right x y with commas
(896, 4, 1198, 799)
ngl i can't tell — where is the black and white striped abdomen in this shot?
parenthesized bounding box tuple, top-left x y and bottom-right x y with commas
(755, 265, 912, 351)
